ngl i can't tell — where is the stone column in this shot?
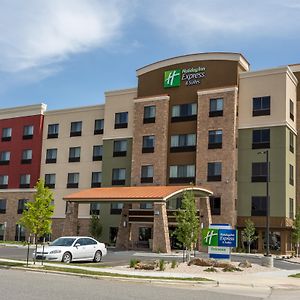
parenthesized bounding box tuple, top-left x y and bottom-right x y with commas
(116, 203, 131, 250)
(62, 202, 79, 236)
(152, 202, 171, 253)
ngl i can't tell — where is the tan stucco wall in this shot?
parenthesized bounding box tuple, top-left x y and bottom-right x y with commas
(41, 105, 105, 218)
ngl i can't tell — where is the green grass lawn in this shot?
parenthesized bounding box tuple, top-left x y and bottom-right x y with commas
(289, 273, 300, 278)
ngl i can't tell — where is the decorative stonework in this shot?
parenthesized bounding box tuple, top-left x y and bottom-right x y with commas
(62, 202, 79, 236)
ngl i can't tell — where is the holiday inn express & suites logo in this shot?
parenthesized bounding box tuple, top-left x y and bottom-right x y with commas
(164, 69, 181, 88)
(202, 229, 218, 246)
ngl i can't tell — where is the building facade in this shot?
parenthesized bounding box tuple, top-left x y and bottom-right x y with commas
(0, 52, 299, 254)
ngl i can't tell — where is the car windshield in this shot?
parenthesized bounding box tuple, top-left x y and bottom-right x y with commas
(50, 238, 76, 247)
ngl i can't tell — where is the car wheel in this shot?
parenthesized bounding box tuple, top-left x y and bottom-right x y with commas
(62, 252, 72, 263)
(93, 250, 102, 263)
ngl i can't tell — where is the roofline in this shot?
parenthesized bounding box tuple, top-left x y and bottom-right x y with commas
(136, 52, 250, 76)
(45, 104, 105, 115)
(0, 103, 47, 120)
(163, 187, 213, 201)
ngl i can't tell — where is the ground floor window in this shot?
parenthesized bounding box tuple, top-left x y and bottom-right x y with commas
(15, 224, 25, 242)
(263, 231, 281, 252)
(0, 224, 4, 240)
(139, 227, 152, 241)
(109, 227, 118, 245)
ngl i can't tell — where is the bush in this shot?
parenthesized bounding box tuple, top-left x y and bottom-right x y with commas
(129, 259, 140, 268)
(171, 260, 178, 269)
(222, 266, 243, 272)
(159, 259, 166, 271)
(204, 267, 218, 272)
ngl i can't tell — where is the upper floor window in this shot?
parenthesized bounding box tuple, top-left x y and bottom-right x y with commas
(140, 202, 153, 209)
(47, 124, 59, 139)
(115, 112, 128, 129)
(90, 202, 101, 215)
(209, 98, 223, 117)
(91, 172, 102, 188)
(110, 202, 123, 214)
(45, 173, 56, 189)
(113, 140, 127, 157)
(46, 148, 57, 164)
(94, 119, 104, 135)
(143, 106, 156, 124)
(93, 145, 103, 161)
(17, 199, 28, 214)
(112, 168, 126, 186)
(141, 165, 153, 183)
(289, 198, 294, 219)
(252, 129, 270, 149)
(0, 175, 8, 189)
(70, 121, 82, 137)
(20, 174, 30, 188)
(289, 164, 294, 186)
(290, 99, 294, 121)
(142, 135, 155, 153)
(21, 149, 32, 164)
(2, 128, 12, 142)
(251, 162, 267, 182)
(0, 151, 10, 165)
(209, 196, 221, 215)
(169, 164, 195, 184)
(171, 103, 197, 122)
(23, 125, 34, 139)
(290, 131, 294, 153)
(207, 162, 222, 181)
(251, 196, 266, 216)
(252, 96, 270, 116)
(170, 134, 196, 152)
(208, 130, 222, 149)
(69, 147, 81, 162)
(67, 172, 79, 188)
(0, 199, 6, 214)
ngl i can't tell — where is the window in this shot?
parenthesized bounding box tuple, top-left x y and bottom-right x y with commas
(90, 202, 101, 215)
(209, 98, 223, 117)
(91, 172, 102, 188)
(93, 145, 103, 161)
(169, 165, 195, 183)
(67, 173, 79, 188)
(252, 129, 270, 149)
(47, 124, 59, 138)
(289, 198, 294, 219)
(15, 224, 26, 242)
(45, 174, 56, 189)
(17, 199, 28, 214)
(207, 162, 222, 181)
(252, 96, 270, 116)
(139, 227, 152, 242)
(69, 147, 81, 162)
(141, 165, 153, 183)
(210, 197, 221, 215)
(289, 164, 294, 186)
(21, 149, 32, 164)
(140, 202, 153, 209)
(143, 106, 156, 123)
(170, 134, 196, 152)
(23, 125, 34, 139)
(290, 131, 294, 153)
(208, 130, 222, 149)
(109, 227, 118, 244)
(115, 112, 128, 129)
(94, 119, 104, 135)
(70, 121, 82, 137)
(251, 196, 267, 216)
(46, 148, 57, 163)
(0, 151, 10, 165)
(2, 128, 12, 142)
(110, 202, 123, 214)
(142, 135, 155, 153)
(290, 99, 294, 121)
(0, 199, 6, 214)
(20, 174, 30, 188)
(113, 140, 127, 157)
(252, 162, 267, 182)
(0, 175, 8, 189)
(171, 103, 197, 122)
(112, 168, 126, 185)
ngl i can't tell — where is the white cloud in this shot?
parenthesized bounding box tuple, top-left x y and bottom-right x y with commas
(0, 0, 132, 73)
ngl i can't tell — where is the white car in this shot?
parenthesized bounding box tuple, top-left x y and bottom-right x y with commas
(33, 236, 107, 263)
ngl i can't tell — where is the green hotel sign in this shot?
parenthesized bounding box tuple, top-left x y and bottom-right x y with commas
(202, 229, 219, 247)
(202, 228, 238, 247)
(164, 67, 206, 88)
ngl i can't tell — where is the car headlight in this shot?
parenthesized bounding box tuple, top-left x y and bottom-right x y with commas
(50, 250, 62, 254)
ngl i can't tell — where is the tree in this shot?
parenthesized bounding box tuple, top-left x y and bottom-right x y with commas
(89, 215, 103, 241)
(173, 190, 199, 262)
(292, 210, 300, 257)
(18, 179, 54, 262)
(241, 219, 257, 253)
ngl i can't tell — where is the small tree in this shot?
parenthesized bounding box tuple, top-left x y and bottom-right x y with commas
(89, 215, 103, 241)
(173, 190, 199, 262)
(292, 210, 300, 257)
(241, 219, 257, 253)
(18, 179, 54, 262)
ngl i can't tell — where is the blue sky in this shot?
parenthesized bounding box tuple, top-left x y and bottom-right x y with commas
(0, 0, 300, 110)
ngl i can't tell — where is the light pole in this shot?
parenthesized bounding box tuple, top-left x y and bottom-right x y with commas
(258, 150, 270, 256)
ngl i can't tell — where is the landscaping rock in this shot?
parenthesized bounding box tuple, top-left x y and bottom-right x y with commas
(222, 266, 243, 272)
(134, 261, 156, 270)
(188, 258, 214, 267)
(238, 260, 252, 268)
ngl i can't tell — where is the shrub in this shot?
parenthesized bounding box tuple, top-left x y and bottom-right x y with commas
(159, 259, 166, 271)
(222, 266, 243, 272)
(171, 260, 178, 269)
(129, 259, 140, 268)
(204, 267, 218, 272)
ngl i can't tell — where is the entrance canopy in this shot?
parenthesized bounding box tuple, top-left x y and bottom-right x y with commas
(63, 185, 213, 203)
